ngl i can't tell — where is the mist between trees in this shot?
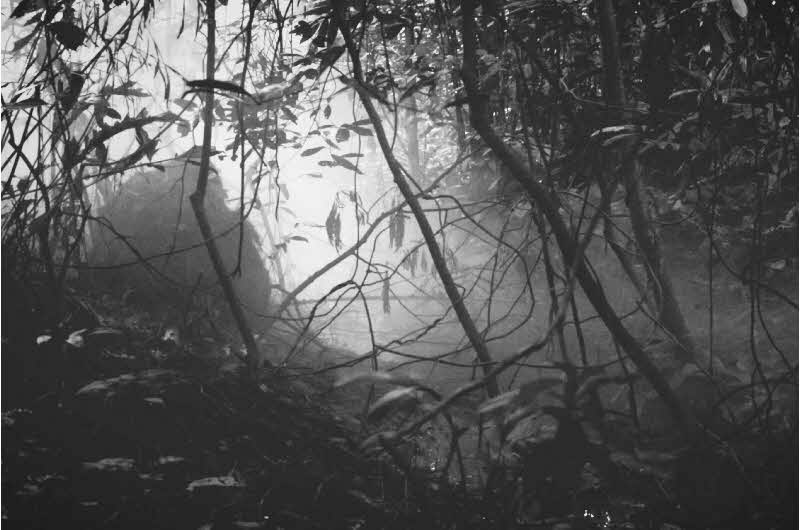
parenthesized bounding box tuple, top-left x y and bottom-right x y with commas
(2, 0, 797, 527)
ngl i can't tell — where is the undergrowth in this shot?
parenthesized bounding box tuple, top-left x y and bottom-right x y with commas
(2, 284, 797, 530)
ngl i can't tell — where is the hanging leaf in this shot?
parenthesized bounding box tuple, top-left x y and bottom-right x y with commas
(142, 0, 154, 21)
(289, 235, 308, 242)
(279, 183, 290, 200)
(143, 139, 158, 161)
(59, 72, 85, 113)
(11, 29, 37, 53)
(333, 213, 342, 249)
(105, 107, 121, 120)
(4, 95, 46, 110)
(49, 21, 86, 50)
(282, 107, 298, 123)
(213, 101, 226, 120)
(292, 20, 316, 41)
(446, 248, 457, 270)
(389, 203, 396, 248)
(11, 0, 46, 18)
(185, 79, 253, 100)
(103, 81, 148, 98)
(730, 0, 747, 19)
(95, 142, 108, 164)
(382, 276, 390, 314)
(301, 146, 325, 157)
(331, 154, 362, 174)
(325, 201, 342, 250)
(347, 125, 373, 136)
(393, 210, 405, 249)
(323, 104, 332, 119)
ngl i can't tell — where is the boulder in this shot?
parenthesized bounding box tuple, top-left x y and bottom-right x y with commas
(87, 160, 272, 331)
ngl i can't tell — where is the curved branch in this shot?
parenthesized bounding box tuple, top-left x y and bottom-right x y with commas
(189, 0, 265, 370)
(331, 1, 500, 397)
(460, 0, 695, 435)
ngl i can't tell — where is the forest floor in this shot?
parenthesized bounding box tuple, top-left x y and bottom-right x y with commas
(1, 302, 480, 530)
(2, 279, 798, 529)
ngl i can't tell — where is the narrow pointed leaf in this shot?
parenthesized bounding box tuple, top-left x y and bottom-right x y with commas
(334, 371, 421, 388)
(730, 0, 747, 18)
(367, 387, 424, 420)
(301, 146, 325, 157)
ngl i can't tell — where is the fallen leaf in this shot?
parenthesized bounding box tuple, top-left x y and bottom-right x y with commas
(83, 457, 135, 472)
(187, 476, 244, 492)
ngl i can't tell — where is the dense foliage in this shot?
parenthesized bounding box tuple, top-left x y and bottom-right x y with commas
(2, 0, 797, 528)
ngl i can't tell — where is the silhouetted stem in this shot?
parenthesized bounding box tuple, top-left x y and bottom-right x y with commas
(461, 0, 694, 435)
(331, 0, 499, 397)
(190, 0, 266, 371)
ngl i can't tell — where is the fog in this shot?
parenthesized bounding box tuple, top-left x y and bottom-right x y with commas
(4, 0, 793, 388)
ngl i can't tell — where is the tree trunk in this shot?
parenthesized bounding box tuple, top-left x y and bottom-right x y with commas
(460, 0, 694, 434)
(191, 0, 266, 371)
(404, 27, 422, 177)
(595, 0, 695, 364)
(624, 163, 695, 363)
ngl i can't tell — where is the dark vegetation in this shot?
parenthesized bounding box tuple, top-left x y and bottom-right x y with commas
(2, 0, 797, 528)
(86, 161, 273, 330)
